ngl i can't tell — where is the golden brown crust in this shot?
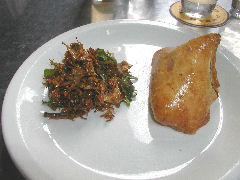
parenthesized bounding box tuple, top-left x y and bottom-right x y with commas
(150, 33, 221, 134)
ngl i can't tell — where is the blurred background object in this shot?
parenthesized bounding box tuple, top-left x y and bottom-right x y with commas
(231, 0, 240, 18)
(181, 0, 218, 18)
(91, 0, 154, 22)
(170, 0, 229, 27)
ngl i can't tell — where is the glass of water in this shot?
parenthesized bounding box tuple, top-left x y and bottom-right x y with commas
(181, 0, 218, 18)
(231, 0, 240, 18)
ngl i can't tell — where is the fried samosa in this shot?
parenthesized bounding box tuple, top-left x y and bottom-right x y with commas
(150, 33, 221, 134)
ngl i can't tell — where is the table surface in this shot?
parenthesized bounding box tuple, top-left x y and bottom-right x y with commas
(0, 0, 239, 179)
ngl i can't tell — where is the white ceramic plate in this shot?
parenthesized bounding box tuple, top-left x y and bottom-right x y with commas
(2, 20, 240, 180)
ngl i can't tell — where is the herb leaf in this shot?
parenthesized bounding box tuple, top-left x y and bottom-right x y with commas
(96, 48, 117, 64)
(121, 75, 138, 82)
(44, 69, 55, 78)
(120, 84, 137, 106)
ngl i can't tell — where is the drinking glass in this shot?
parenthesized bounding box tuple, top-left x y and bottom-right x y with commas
(231, 0, 240, 18)
(181, 0, 218, 18)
